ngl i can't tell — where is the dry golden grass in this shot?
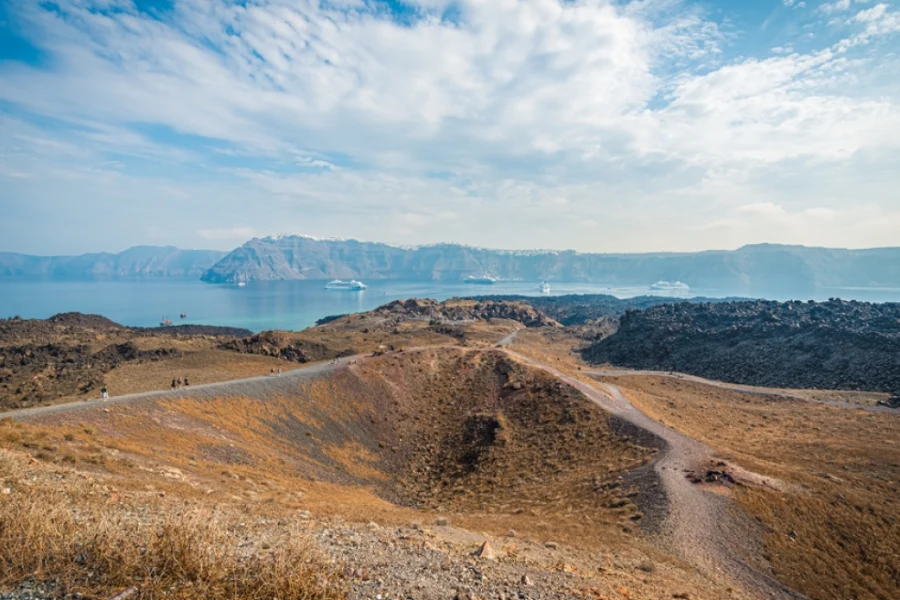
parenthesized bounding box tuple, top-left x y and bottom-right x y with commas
(101, 349, 294, 396)
(604, 375, 900, 600)
(508, 328, 588, 375)
(0, 449, 345, 600)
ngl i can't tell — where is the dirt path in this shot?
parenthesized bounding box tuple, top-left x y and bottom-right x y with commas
(586, 367, 896, 414)
(496, 328, 521, 346)
(505, 350, 805, 600)
(1, 355, 368, 421)
(3, 339, 804, 598)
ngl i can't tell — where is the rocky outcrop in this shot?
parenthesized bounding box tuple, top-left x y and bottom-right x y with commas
(877, 395, 900, 409)
(372, 299, 560, 328)
(219, 331, 334, 363)
(583, 299, 900, 393)
(474, 293, 740, 325)
(0, 341, 180, 408)
(0, 313, 253, 409)
(202, 235, 900, 292)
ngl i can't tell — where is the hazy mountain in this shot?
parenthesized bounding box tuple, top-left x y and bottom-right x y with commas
(0, 246, 227, 279)
(201, 235, 900, 293)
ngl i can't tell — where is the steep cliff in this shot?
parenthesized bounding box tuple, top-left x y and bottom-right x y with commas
(201, 235, 900, 292)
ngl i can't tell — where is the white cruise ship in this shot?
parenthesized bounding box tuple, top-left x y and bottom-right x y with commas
(325, 279, 367, 291)
(464, 275, 497, 285)
(650, 280, 690, 291)
(539, 281, 551, 294)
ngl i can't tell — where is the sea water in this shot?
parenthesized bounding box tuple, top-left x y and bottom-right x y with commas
(1, 278, 898, 333)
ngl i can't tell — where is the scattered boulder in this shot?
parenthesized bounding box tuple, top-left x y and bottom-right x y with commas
(876, 395, 900, 409)
(686, 470, 736, 485)
(475, 541, 497, 560)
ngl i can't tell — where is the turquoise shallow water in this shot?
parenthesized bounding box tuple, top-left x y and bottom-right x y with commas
(1, 279, 897, 332)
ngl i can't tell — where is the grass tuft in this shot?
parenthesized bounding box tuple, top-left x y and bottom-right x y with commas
(0, 452, 345, 600)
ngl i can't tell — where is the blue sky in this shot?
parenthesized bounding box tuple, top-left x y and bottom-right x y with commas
(1, 0, 898, 255)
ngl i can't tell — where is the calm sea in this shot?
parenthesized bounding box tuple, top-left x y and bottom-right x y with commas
(1, 279, 898, 333)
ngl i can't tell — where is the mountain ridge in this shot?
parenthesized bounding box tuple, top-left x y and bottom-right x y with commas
(0, 246, 226, 279)
(201, 235, 900, 293)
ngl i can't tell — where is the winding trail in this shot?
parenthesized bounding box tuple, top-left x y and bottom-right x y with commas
(506, 350, 806, 600)
(2, 333, 809, 598)
(586, 367, 896, 414)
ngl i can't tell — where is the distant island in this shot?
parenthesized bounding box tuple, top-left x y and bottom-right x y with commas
(3, 236, 899, 297)
(200, 234, 900, 295)
(0, 246, 226, 279)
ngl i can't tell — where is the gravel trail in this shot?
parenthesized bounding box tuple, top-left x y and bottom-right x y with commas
(505, 350, 806, 600)
(3, 341, 806, 599)
(586, 367, 896, 414)
(1, 355, 367, 422)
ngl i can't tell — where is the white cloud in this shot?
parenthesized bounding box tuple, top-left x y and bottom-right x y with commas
(820, 0, 872, 13)
(852, 3, 889, 22)
(737, 202, 789, 218)
(198, 227, 258, 241)
(821, 0, 852, 14)
(0, 0, 898, 253)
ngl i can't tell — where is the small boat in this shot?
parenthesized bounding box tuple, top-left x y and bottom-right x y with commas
(650, 280, 690, 291)
(325, 279, 367, 291)
(539, 281, 551, 294)
(464, 275, 497, 285)
(160, 317, 172, 327)
(179, 313, 187, 319)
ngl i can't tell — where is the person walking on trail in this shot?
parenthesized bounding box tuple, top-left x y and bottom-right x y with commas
(183, 376, 190, 387)
(176, 377, 183, 388)
(171, 378, 177, 390)
(101, 386, 109, 401)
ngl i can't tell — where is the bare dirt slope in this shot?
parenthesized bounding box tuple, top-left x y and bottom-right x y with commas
(600, 374, 900, 600)
(506, 350, 803, 600)
(5, 317, 893, 600)
(3, 347, 749, 600)
(0, 306, 522, 411)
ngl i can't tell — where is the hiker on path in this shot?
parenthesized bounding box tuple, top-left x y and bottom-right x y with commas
(101, 386, 109, 401)
(183, 376, 190, 387)
(171, 378, 177, 390)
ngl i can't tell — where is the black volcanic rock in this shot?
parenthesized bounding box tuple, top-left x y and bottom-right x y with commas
(582, 299, 900, 393)
(219, 331, 332, 363)
(473, 294, 742, 326)
(370, 298, 560, 328)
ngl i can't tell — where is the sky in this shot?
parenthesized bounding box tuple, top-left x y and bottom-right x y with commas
(1, 0, 899, 255)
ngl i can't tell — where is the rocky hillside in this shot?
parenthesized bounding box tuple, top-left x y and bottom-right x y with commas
(368, 298, 560, 328)
(0, 246, 226, 279)
(474, 293, 742, 325)
(201, 234, 900, 293)
(0, 314, 252, 409)
(583, 299, 900, 393)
